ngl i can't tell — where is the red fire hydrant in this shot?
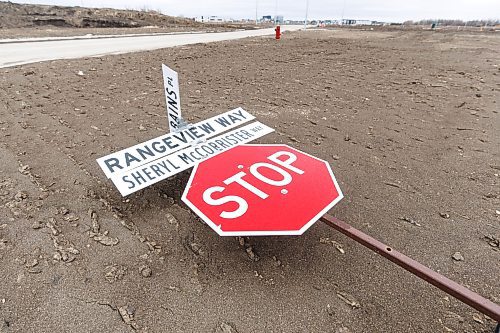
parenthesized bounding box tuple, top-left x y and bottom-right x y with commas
(275, 25, 281, 40)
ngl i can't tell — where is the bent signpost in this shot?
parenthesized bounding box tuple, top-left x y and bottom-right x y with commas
(320, 214, 500, 324)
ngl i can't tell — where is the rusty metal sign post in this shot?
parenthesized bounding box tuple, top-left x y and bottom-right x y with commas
(320, 214, 500, 329)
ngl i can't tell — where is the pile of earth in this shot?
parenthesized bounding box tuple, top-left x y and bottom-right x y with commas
(0, 1, 201, 29)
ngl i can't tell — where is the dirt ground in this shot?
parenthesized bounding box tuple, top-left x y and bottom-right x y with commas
(0, 28, 499, 332)
(0, 26, 235, 39)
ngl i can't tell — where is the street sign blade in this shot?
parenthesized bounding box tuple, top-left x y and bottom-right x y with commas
(110, 122, 274, 196)
(96, 107, 255, 179)
(162, 64, 182, 132)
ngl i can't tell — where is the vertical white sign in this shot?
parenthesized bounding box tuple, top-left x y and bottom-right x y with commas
(162, 64, 182, 132)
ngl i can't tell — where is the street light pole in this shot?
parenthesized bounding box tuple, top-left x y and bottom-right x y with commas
(304, 0, 309, 29)
(341, 0, 347, 25)
(275, 0, 278, 24)
(255, 0, 258, 24)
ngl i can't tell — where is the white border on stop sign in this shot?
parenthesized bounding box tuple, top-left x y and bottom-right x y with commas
(181, 144, 344, 236)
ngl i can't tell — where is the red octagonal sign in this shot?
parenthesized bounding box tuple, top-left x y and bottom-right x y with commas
(182, 144, 343, 236)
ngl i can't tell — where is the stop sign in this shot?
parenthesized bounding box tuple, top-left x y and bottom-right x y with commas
(181, 144, 343, 236)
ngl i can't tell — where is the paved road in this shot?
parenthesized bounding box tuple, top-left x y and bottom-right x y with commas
(0, 26, 303, 68)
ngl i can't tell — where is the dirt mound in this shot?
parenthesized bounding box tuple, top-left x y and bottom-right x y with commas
(0, 1, 200, 29)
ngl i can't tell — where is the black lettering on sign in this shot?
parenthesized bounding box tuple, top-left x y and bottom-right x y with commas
(151, 141, 166, 154)
(123, 175, 135, 189)
(158, 160, 171, 173)
(131, 170, 146, 185)
(194, 147, 207, 159)
(172, 132, 188, 144)
(214, 139, 229, 149)
(240, 130, 254, 138)
(162, 136, 179, 149)
(228, 133, 243, 142)
(178, 153, 194, 164)
(228, 114, 240, 123)
(170, 113, 179, 124)
(167, 95, 179, 113)
(104, 157, 122, 173)
(222, 135, 238, 145)
(168, 160, 180, 170)
(250, 125, 263, 133)
(235, 131, 247, 140)
(184, 129, 196, 140)
(137, 145, 155, 160)
(142, 168, 156, 181)
(202, 145, 214, 155)
(208, 142, 222, 152)
(234, 109, 247, 119)
(125, 152, 141, 167)
(198, 122, 215, 134)
(150, 165, 165, 177)
(190, 151, 202, 161)
(166, 89, 178, 105)
(189, 127, 204, 139)
(214, 116, 230, 127)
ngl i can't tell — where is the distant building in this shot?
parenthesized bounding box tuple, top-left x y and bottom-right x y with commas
(196, 16, 225, 23)
(275, 15, 284, 24)
(341, 19, 373, 26)
(261, 15, 272, 22)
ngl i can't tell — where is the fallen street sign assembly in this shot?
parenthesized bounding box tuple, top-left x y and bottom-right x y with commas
(96, 63, 275, 196)
(182, 144, 343, 236)
(95, 66, 500, 327)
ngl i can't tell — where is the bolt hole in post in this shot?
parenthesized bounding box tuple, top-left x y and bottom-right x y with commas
(386, 247, 392, 252)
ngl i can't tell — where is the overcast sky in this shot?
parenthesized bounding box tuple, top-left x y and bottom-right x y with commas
(13, 0, 500, 22)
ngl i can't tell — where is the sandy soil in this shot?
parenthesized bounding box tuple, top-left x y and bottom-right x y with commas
(0, 28, 499, 332)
